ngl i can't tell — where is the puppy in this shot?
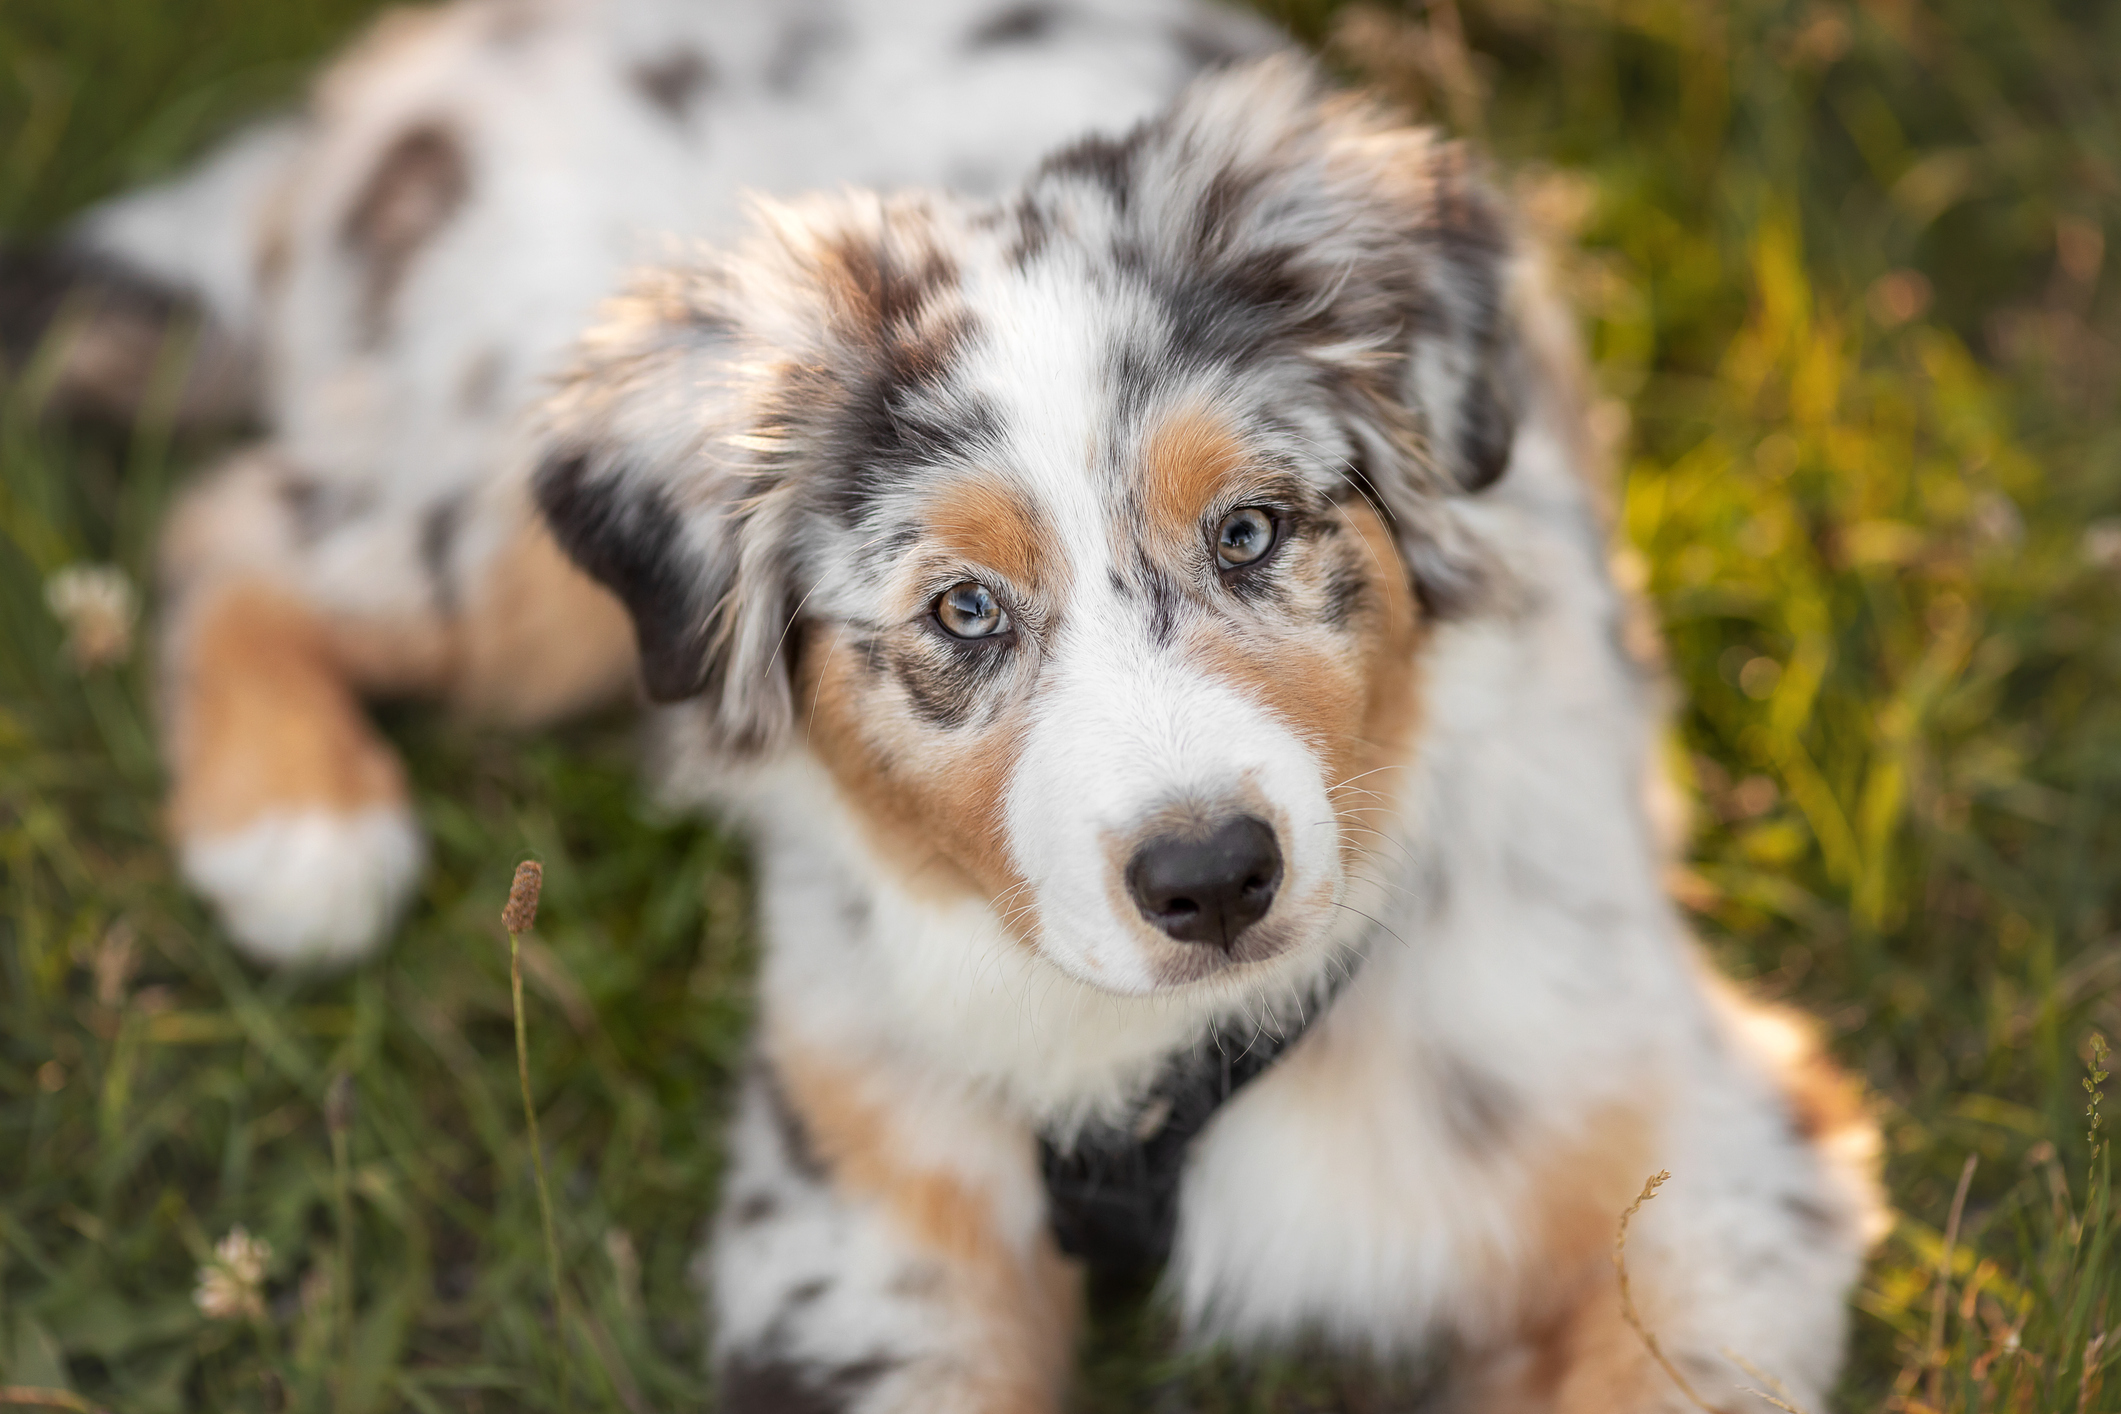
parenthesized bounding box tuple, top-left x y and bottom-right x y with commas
(544, 58, 1884, 1413)
(17, 2, 1886, 1407)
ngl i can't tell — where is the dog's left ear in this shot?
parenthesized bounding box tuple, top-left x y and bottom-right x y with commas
(1056, 54, 1523, 609)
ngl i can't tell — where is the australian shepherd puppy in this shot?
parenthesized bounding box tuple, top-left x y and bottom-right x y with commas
(13, 0, 1885, 1408)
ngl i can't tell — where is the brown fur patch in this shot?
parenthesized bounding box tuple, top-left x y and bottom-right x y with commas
(1140, 403, 1247, 545)
(166, 584, 412, 838)
(772, 1045, 1076, 1412)
(453, 513, 637, 725)
(797, 631, 1030, 915)
(340, 122, 470, 346)
(1184, 499, 1424, 850)
(1781, 1030, 1871, 1145)
(927, 476, 1065, 600)
(1463, 1105, 1675, 1414)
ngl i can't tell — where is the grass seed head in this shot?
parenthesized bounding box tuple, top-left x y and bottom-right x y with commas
(503, 860, 544, 935)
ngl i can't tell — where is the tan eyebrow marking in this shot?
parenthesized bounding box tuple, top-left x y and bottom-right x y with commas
(1140, 403, 1247, 545)
(926, 475, 1066, 600)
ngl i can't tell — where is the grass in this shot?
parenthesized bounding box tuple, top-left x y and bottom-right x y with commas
(1, 0, 2118, 1409)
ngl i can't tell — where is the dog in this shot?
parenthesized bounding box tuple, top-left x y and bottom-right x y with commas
(11, 0, 1886, 1408)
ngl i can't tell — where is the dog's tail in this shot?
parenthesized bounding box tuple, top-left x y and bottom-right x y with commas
(1, 118, 300, 429)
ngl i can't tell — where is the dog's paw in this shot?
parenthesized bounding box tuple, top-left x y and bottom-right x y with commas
(179, 804, 425, 967)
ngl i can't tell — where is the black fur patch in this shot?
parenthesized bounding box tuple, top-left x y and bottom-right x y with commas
(420, 493, 466, 614)
(1040, 963, 1358, 1277)
(1038, 127, 1146, 214)
(632, 48, 713, 122)
(789, 234, 996, 522)
(1320, 559, 1370, 630)
(730, 1191, 780, 1226)
(754, 1059, 828, 1183)
(532, 449, 707, 701)
(887, 635, 1013, 730)
(720, 1355, 893, 1414)
(966, 2, 1066, 48)
(340, 123, 471, 347)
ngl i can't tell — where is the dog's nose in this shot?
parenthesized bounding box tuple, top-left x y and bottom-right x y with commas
(1126, 815, 1283, 950)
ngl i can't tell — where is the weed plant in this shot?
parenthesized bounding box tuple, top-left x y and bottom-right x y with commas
(2, 0, 2116, 1409)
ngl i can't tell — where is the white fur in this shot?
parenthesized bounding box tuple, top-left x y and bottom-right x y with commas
(179, 806, 424, 967)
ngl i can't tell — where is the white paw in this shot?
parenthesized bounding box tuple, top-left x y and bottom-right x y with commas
(180, 806, 425, 967)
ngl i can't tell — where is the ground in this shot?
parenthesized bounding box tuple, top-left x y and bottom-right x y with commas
(0, 1, 2116, 1411)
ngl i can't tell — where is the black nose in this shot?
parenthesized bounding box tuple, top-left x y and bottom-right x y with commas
(1126, 815, 1283, 950)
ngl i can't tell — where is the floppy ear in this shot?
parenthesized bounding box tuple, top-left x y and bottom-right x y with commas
(533, 191, 971, 752)
(532, 268, 803, 751)
(1065, 53, 1523, 610)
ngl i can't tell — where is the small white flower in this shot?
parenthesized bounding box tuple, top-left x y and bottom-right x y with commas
(194, 1225, 272, 1321)
(2083, 519, 2121, 573)
(44, 563, 138, 669)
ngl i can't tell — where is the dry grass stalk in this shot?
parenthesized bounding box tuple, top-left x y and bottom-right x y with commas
(504, 860, 569, 1411)
(1723, 1347, 1814, 1414)
(1613, 1171, 1721, 1413)
(1924, 1154, 1980, 1411)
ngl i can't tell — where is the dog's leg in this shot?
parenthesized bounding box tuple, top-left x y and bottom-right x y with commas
(709, 1042, 1080, 1414)
(159, 448, 450, 966)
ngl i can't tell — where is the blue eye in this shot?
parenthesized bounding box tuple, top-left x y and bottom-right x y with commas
(1215, 507, 1277, 568)
(935, 582, 1009, 639)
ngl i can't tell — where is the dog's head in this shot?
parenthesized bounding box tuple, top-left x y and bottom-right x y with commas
(537, 56, 1520, 995)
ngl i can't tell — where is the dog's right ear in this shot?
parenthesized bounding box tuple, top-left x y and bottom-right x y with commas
(532, 270, 801, 753)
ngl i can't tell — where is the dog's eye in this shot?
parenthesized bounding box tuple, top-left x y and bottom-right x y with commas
(1215, 507, 1277, 569)
(935, 582, 1010, 639)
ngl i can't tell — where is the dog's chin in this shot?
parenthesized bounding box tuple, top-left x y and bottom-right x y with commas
(1036, 910, 1327, 998)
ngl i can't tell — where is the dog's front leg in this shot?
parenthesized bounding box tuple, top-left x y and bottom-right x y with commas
(708, 1040, 1080, 1414)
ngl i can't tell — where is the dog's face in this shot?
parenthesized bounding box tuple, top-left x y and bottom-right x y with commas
(538, 57, 1518, 994)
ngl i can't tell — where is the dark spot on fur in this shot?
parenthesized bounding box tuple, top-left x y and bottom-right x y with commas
(887, 636, 1012, 730)
(1438, 1058, 1517, 1153)
(1140, 563, 1182, 648)
(786, 1278, 830, 1308)
(1780, 1192, 1837, 1242)
(719, 1355, 895, 1414)
(1039, 127, 1147, 215)
(966, 2, 1065, 48)
(753, 1059, 828, 1183)
(533, 449, 708, 702)
(1321, 560, 1369, 630)
(786, 232, 997, 523)
(340, 123, 470, 347)
(1005, 196, 1052, 269)
(730, 1191, 780, 1226)
(632, 48, 713, 122)
(421, 494, 466, 613)
(279, 474, 371, 545)
(279, 476, 330, 543)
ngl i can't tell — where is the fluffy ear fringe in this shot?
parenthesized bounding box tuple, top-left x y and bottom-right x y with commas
(532, 271, 798, 754)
